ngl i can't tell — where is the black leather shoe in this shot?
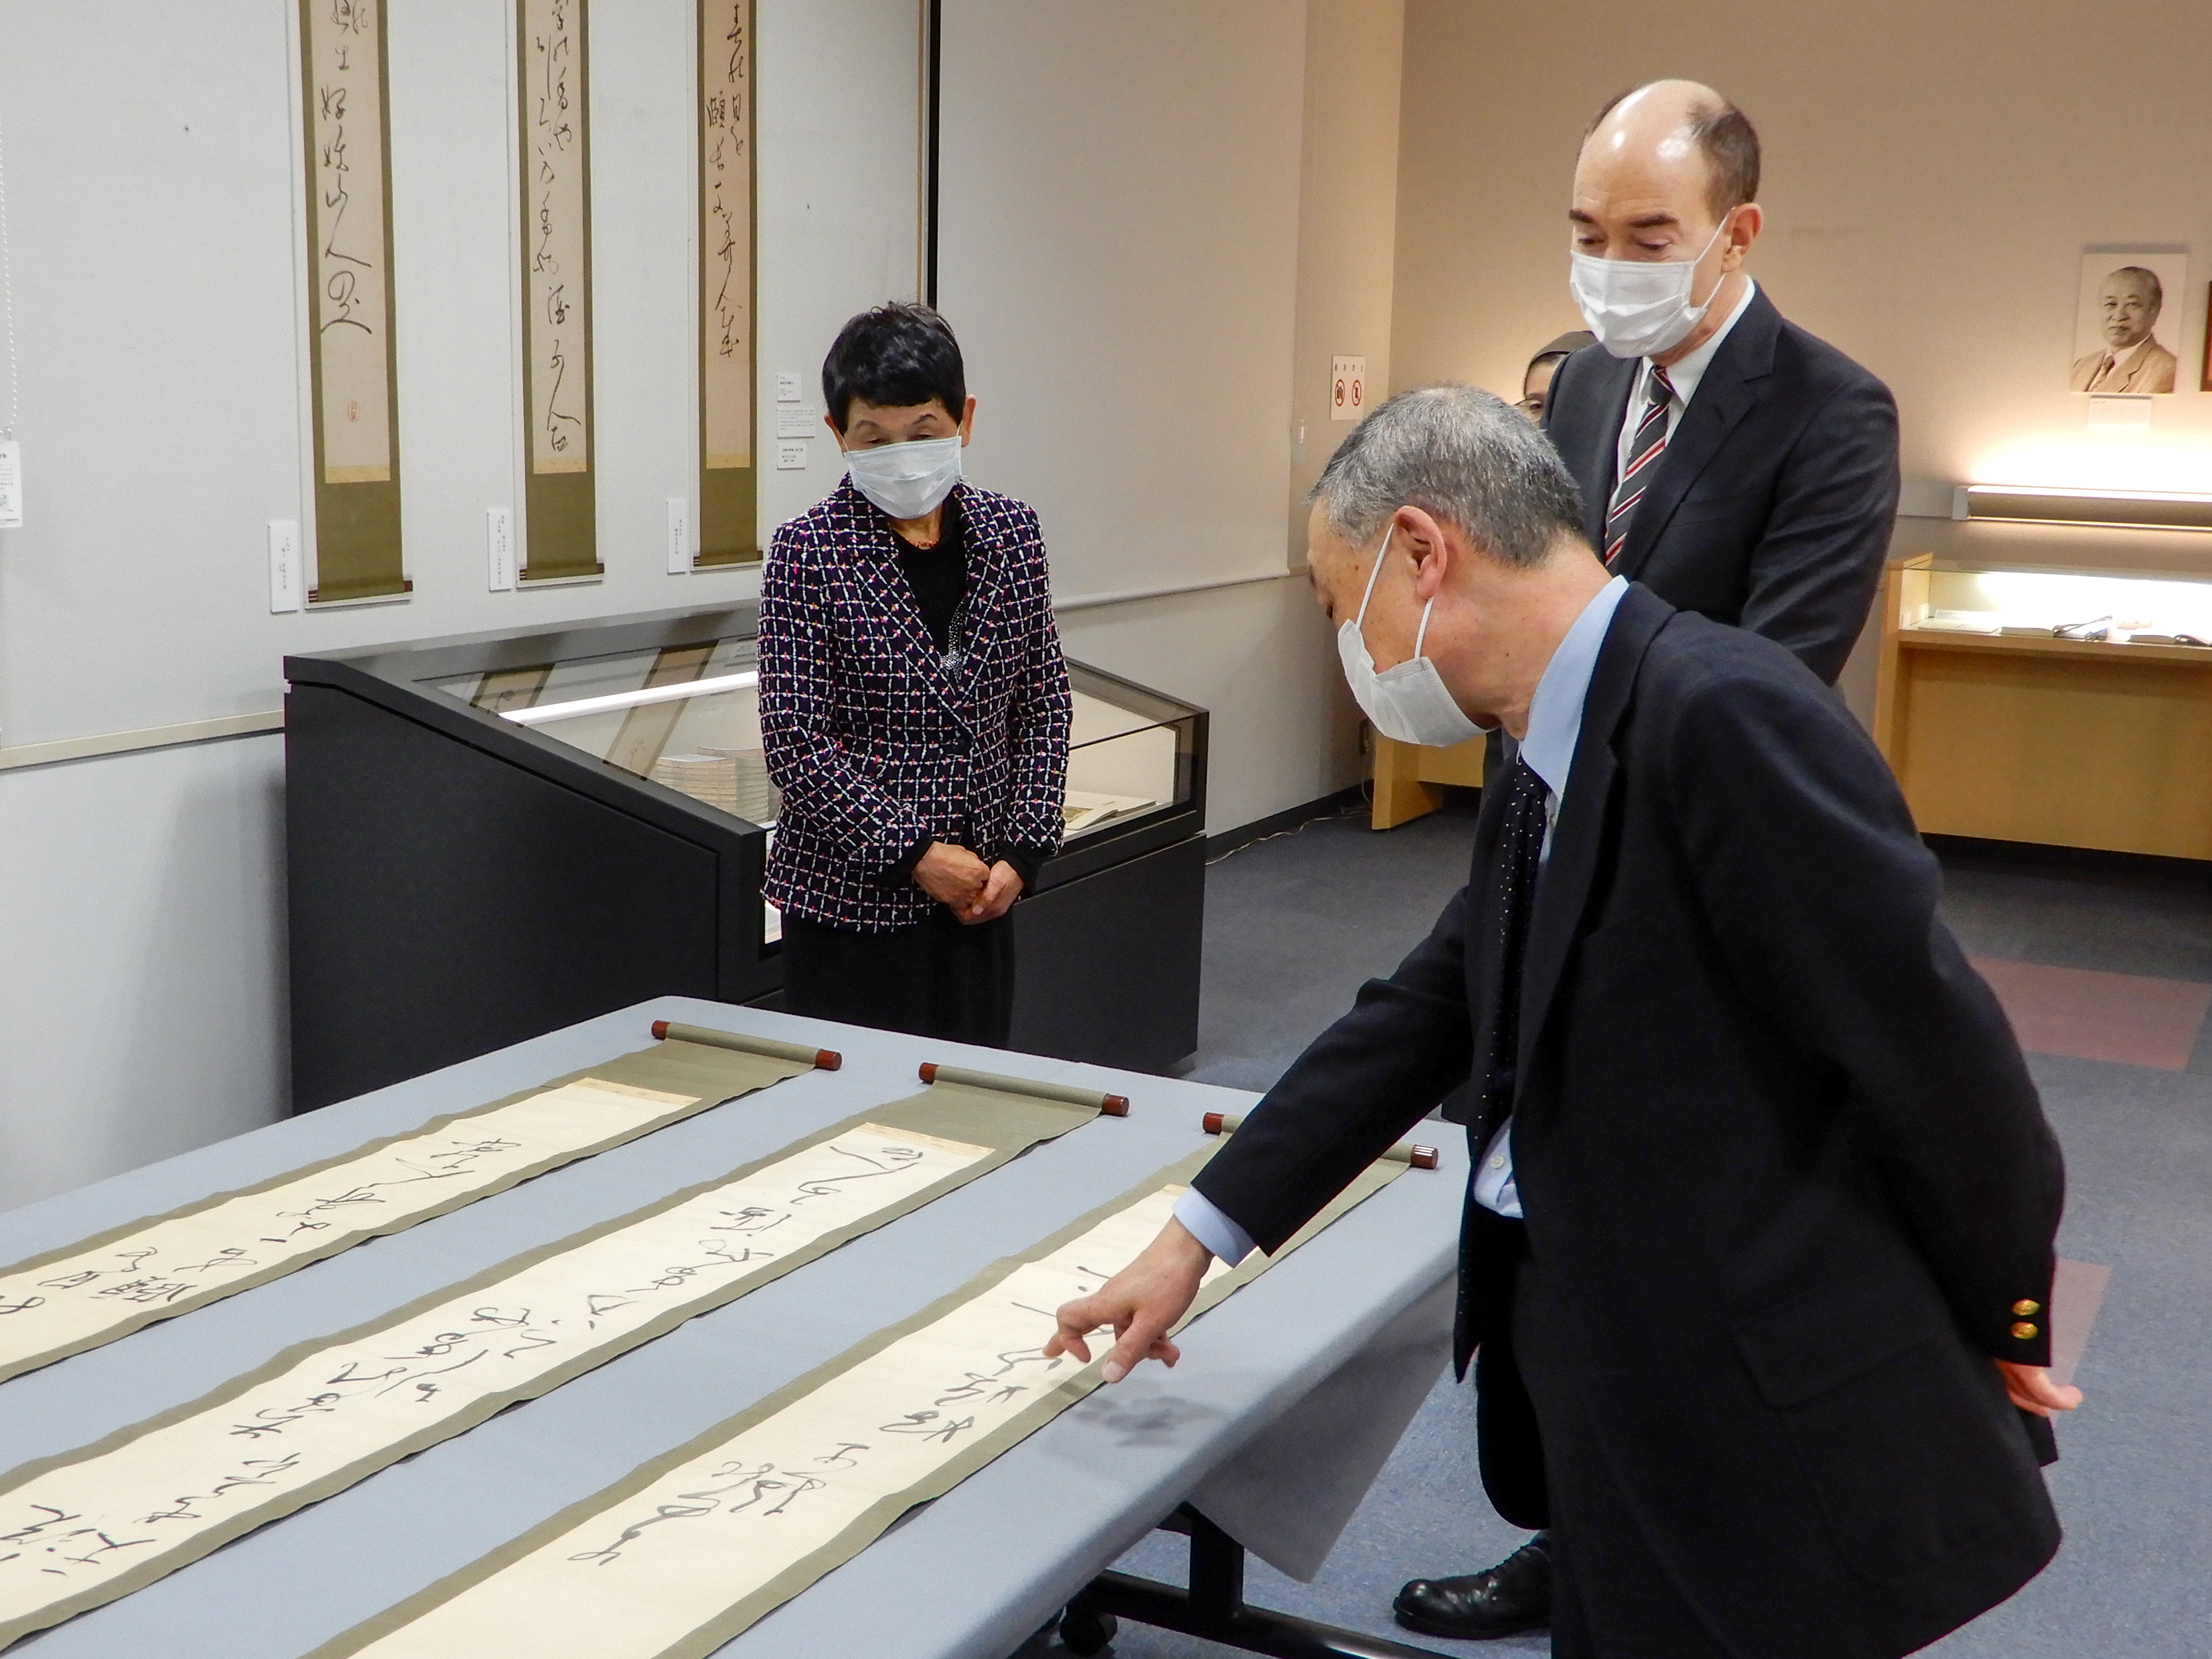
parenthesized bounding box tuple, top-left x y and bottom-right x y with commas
(1392, 1531, 1553, 1639)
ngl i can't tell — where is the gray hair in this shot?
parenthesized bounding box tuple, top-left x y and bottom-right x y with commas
(1309, 383, 1587, 568)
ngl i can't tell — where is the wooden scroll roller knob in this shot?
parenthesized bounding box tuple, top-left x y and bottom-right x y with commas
(1201, 1111, 1227, 1136)
(917, 1062, 939, 1084)
(1409, 1145, 1441, 1170)
(651, 1020, 671, 1040)
(812, 1050, 842, 1071)
(1099, 1095, 1131, 1117)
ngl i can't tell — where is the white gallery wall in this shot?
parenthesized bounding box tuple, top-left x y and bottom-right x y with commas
(939, 0, 1393, 835)
(0, 0, 1399, 1206)
(0, 0, 923, 1207)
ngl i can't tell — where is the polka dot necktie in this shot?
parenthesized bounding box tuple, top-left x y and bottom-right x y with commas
(1477, 759, 1551, 1123)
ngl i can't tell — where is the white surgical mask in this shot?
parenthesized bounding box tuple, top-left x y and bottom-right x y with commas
(1336, 527, 1486, 749)
(1568, 216, 1730, 359)
(845, 435, 963, 520)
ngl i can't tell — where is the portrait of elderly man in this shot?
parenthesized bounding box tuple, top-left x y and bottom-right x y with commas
(2070, 264, 2179, 393)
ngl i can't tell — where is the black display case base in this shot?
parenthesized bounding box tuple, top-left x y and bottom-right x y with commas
(1058, 1506, 1456, 1658)
(1012, 836, 1203, 1072)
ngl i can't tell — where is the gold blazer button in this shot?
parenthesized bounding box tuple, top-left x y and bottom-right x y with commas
(2010, 1321, 2039, 1340)
(2011, 1298, 2041, 1317)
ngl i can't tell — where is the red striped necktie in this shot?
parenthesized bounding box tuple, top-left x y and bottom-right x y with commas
(1604, 363, 1676, 566)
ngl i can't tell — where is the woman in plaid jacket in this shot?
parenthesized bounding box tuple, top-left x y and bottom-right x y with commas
(758, 303, 1072, 1045)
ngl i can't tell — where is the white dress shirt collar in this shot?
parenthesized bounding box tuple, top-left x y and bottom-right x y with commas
(1613, 278, 1759, 491)
(1643, 275, 1757, 409)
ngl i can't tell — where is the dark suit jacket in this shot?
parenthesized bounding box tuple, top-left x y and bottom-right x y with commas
(1194, 585, 2063, 1658)
(1543, 288, 1900, 684)
(758, 479, 1072, 932)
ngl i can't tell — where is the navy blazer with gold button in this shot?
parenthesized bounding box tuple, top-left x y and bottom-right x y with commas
(1194, 584, 2064, 1659)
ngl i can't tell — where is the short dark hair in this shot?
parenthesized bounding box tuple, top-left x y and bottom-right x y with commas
(1587, 86, 1761, 219)
(822, 301, 966, 432)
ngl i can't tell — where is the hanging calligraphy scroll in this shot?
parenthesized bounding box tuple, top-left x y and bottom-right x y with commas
(0, 1070, 1123, 1649)
(0, 1027, 828, 1385)
(517, 0, 601, 581)
(695, 0, 758, 566)
(298, 0, 408, 603)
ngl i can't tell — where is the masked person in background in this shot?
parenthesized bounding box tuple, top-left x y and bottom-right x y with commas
(1541, 80, 1898, 691)
(1517, 330, 1596, 423)
(757, 302, 1072, 1045)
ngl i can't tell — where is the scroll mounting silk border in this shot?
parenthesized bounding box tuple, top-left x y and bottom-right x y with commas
(0, 1077, 1116, 1651)
(313, 1146, 1408, 1659)
(0, 1031, 823, 1384)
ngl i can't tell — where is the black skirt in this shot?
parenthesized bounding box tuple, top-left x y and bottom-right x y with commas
(779, 906, 1016, 1047)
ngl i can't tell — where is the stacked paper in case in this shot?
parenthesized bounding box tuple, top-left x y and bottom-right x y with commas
(650, 750, 781, 825)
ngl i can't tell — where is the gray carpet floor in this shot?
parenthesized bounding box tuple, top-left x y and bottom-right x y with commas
(1010, 799, 2212, 1658)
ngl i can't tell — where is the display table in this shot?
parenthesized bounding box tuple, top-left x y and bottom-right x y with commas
(1873, 552, 2212, 858)
(0, 998, 1462, 1659)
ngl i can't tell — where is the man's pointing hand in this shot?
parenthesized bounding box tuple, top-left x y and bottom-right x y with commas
(1045, 1219, 1213, 1383)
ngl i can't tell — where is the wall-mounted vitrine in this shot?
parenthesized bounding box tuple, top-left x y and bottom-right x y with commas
(1875, 552, 2212, 859)
(285, 605, 1208, 1111)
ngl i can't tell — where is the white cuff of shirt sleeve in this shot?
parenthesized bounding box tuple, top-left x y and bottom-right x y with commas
(1171, 1187, 1256, 1267)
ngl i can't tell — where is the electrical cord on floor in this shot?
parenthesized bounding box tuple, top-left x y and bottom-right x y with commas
(1206, 789, 1372, 867)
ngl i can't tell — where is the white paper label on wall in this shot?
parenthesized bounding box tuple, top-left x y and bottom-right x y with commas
(0, 442, 21, 528)
(487, 507, 516, 591)
(2086, 394, 2152, 432)
(267, 520, 302, 613)
(775, 406, 820, 439)
(775, 371, 803, 403)
(1330, 356, 1367, 423)
(776, 441, 809, 470)
(665, 496, 691, 574)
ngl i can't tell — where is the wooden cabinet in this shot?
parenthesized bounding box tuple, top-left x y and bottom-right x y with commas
(1873, 553, 2212, 858)
(1369, 730, 1487, 828)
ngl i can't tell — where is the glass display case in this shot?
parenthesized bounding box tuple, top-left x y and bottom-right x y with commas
(426, 635, 782, 825)
(1875, 552, 2212, 861)
(1892, 556, 2212, 645)
(285, 605, 1209, 1111)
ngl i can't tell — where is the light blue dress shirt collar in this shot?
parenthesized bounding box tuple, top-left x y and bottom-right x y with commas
(1519, 574, 1630, 826)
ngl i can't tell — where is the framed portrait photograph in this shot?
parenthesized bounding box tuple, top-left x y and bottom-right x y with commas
(2201, 283, 2212, 393)
(2071, 251, 2188, 394)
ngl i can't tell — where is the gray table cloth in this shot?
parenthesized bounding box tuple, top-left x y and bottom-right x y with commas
(0, 998, 1462, 1659)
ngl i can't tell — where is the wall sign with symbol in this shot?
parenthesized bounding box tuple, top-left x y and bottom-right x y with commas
(1330, 355, 1367, 422)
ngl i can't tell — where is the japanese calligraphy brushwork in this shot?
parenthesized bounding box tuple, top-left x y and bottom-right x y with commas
(312, 1148, 1409, 1659)
(0, 1028, 822, 1385)
(0, 1069, 1118, 1649)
